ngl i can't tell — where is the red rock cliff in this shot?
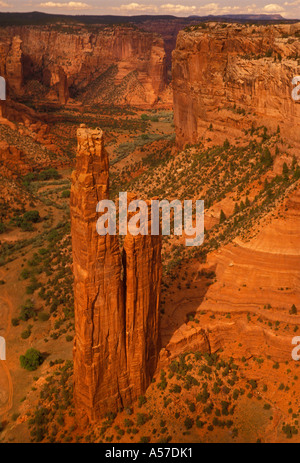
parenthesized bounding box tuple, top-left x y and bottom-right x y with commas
(0, 25, 167, 106)
(71, 126, 162, 423)
(0, 35, 23, 96)
(70, 125, 130, 423)
(123, 215, 162, 398)
(172, 22, 300, 147)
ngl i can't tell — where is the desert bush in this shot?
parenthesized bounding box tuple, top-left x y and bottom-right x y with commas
(20, 348, 44, 371)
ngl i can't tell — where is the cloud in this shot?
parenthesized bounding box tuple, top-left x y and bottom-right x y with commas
(0, 1, 9, 6)
(197, 3, 240, 14)
(263, 3, 285, 12)
(116, 2, 158, 12)
(160, 4, 197, 14)
(284, 0, 300, 5)
(39, 2, 91, 9)
(113, 2, 288, 16)
(33, 1, 294, 18)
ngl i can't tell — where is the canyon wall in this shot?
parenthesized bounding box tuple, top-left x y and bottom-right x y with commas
(71, 126, 162, 423)
(0, 35, 23, 97)
(172, 22, 300, 148)
(0, 25, 167, 106)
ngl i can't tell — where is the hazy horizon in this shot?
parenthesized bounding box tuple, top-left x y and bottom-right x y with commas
(0, 1, 299, 20)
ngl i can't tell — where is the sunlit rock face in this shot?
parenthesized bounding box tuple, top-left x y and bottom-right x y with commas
(71, 126, 162, 423)
(172, 22, 300, 148)
(0, 25, 167, 106)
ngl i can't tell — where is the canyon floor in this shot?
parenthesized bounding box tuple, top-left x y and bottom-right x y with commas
(0, 99, 299, 443)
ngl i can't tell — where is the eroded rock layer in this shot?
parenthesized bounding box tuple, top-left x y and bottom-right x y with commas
(173, 22, 300, 147)
(161, 184, 300, 364)
(71, 125, 130, 423)
(124, 223, 162, 398)
(71, 126, 162, 423)
(0, 25, 167, 106)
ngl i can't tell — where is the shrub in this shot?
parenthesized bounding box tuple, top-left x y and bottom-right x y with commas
(20, 348, 44, 371)
(137, 413, 148, 426)
(19, 300, 35, 321)
(38, 168, 60, 181)
(282, 162, 289, 176)
(0, 222, 6, 234)
(170, 384, 182, 393)
(21, 326, 32, 339)
(189, 402, 196, 412)
(260, 148, 273, 167)
(12, 318, 19, 327)
(184, 417, 194, 429)
(61, 190, 70, 199)
(20, 221, 34, 232)
(223, 139, 230, 150)
(290, 304, 297, 315)
(138, 395, 147, 407)
(219, 210, 227, 224)
(38, 312, 50, 322)
(20, 268, 30, 280)
(140, 436, 150, 443)
(23, 210, 40, 223)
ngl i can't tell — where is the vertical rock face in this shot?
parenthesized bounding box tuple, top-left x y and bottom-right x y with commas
(71, 126, 162, 423)
(1, 36, 23, 96)
(49, 65, 69, 105)
(0, 25, 167, 106)
(71, 126, 130, 422)
(124, 222, 162, 398)
(172, 23, 300, 147)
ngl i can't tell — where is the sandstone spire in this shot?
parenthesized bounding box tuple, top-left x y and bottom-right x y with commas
(71, 125, 130, 423)
(123, 217, 162, 398)
(71, 125, 162, 424)
(6, 36, 23, 96)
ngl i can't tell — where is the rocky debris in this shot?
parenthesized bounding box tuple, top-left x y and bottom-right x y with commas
(0, 139, 30, 177)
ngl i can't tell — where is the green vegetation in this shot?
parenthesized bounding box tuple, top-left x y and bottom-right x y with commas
(20, 348, 44, 371)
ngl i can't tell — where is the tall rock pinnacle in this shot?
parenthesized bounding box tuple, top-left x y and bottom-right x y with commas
(124, 222, 162, 399)
(71, 125, 130, 423)
(71, 125, 162, 424)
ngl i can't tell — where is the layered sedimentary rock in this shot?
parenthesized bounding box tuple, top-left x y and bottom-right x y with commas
(0, 35, 23, 96)
(161, 184, 300, 364)
(124, 218, 162, 397)
(0, 25, 167, 106)
(6, 36, 23, 96)
(0, 140, 30, 178)
(71, 125, 130, 422)
(173, 22, 300, 147)
(71, 126, 162, 423)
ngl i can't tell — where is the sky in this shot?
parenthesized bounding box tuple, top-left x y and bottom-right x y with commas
(0, 0, 299, 19)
